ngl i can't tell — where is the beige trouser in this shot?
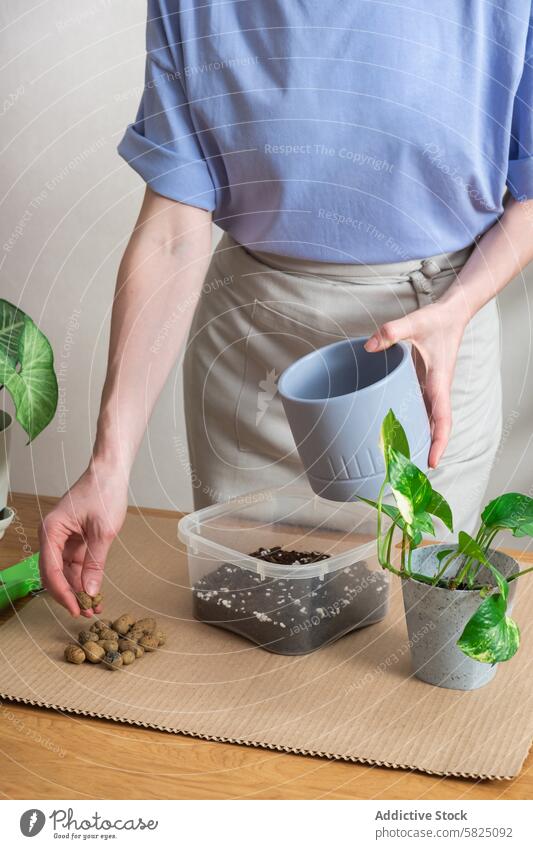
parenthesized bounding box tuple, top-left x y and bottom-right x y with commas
(183, 233, 502, 536)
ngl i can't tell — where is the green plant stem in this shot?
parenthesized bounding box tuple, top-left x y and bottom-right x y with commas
(379, 524, 403, 577)
(474, 524, 488, 548)
(507, 566, 533, 582)
(453, 555, 476, 589)
(431, 549, 460, 586)
(468, 524, 500, 586)
(385, 524, 395, 569)
(376, 479, 386, 559)
(374, 480, 404, 578)
(401, 533, 407, 574)
(483, 528, 499, 550)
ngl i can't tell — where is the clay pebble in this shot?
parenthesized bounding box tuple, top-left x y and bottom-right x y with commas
(64, 610, 164, 670)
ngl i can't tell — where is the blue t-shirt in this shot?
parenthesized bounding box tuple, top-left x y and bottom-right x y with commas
(118, 0, 533, 263)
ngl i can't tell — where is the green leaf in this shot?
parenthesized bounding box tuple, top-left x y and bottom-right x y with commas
(481, 493, 533, 538)
(454, 531, 519, 663)
(379, 408, 410, 473)
(408, 528, 423, 546)
(359, 496, 418, 542)
(388, 447, 432, 526)
(0, 316, 58, 442)
(358, 496, 401, 524)
(0, 299, 25, 365)
(359, 491, 428, 544)
(410, 511, 435, 537)
(457, 592, 520, 664)
(427, 489, 454, 532)
(358, 495, 422, 550)
(436, 548, 454, 562)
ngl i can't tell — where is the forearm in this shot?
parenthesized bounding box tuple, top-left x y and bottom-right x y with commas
(92, 189, 212, 475)
(439, 196, 533, 323)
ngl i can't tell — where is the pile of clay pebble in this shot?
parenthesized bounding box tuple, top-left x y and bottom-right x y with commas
(63, 592, 166, 671)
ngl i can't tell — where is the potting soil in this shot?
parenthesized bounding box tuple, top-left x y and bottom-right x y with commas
(193, 546, 389, 654)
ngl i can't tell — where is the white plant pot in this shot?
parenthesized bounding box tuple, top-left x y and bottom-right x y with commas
(0, 410, 12, 511)
(0, 506, 15, 540)
(0, 411, 14, 539)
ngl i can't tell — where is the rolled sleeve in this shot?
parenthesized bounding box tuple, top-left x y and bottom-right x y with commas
(507, 23, 533, 201)
(118, 2, 216, 211)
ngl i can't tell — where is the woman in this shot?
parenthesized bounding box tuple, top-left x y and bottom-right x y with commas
(40, 1, 533, 616)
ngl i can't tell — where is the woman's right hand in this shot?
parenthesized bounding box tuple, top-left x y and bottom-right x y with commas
(38, 461, 128, 618)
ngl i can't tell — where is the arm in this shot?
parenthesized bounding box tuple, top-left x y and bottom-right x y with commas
(365, 197, 533, 468)
(39, 188, 212, 616)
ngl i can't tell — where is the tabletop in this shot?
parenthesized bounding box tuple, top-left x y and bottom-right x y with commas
(0, 493, 531, 801)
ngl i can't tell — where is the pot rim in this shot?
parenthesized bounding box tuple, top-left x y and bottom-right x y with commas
(0, 505, 15, 524)
(278, 336, 410, 405)
(402, 543, 519, 595)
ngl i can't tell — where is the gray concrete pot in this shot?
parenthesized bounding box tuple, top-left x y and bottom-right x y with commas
(402, 544, 519, 691)
(278, 337, 430, 501)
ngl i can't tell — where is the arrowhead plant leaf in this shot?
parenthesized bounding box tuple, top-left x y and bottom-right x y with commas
(0, 313, 58, 442)
(0, 299, 25, 364)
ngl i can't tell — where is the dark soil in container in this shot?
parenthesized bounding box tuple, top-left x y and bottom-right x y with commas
(192, 546, 389, 655)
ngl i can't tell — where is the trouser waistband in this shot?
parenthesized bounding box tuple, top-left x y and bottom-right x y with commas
(242, 241, 475, 285)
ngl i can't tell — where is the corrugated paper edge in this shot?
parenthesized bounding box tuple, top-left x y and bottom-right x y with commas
(1, 691, 521, 781)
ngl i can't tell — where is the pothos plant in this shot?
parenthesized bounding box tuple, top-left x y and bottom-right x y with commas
(360, 409, 533, 666)
(0, 298, 58, 441)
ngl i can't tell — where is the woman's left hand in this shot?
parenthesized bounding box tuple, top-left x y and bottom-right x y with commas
(364, 301, 468, 469)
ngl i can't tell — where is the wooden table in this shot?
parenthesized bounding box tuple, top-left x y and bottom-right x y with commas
(0, 493, 531, 800)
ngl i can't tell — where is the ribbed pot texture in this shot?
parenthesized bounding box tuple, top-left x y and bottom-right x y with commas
(278, 337, 430, 501)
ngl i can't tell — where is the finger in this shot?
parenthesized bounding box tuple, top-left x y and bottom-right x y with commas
(81, 532, 114, 600)
(63, 536, 87, 574)
(364, 319, 406, 353)
(412, 345, 428, 391)
(63, 562, 95, 618)
(425, 371, 452, 469)
(64, 559, 84, 594)
(62, 537, 94, 617)
(39, 534, 80, 617)
(63, 537, 86, 593)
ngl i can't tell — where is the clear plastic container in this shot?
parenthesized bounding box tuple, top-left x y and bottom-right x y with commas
(178, 488, 390, 655)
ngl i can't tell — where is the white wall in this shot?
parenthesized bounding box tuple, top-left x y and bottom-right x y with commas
(1, 1, 532, 521)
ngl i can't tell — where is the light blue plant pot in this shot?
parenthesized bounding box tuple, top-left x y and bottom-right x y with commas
(278, 337, 430, 501)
